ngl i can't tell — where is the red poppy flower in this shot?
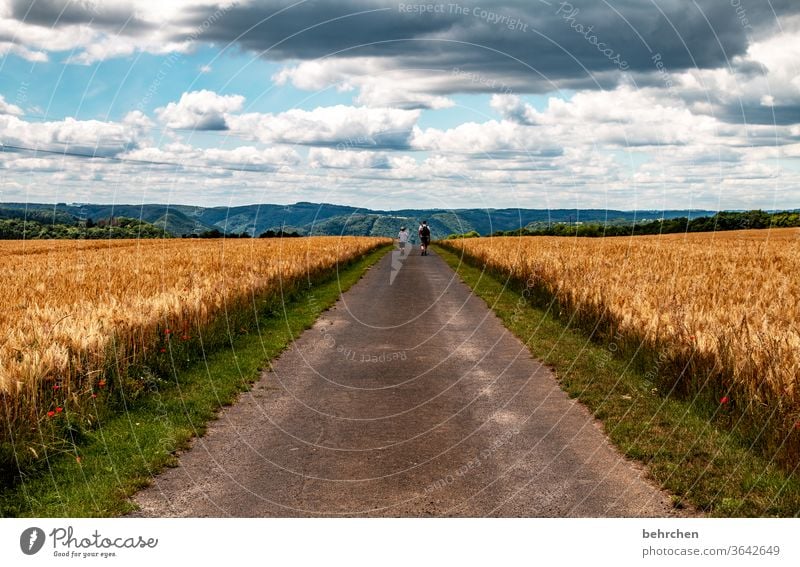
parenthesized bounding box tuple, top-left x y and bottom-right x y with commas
(160, 348, 167, 353)
(98, 379, 107, 388)
(164, 328, 171, 335)
(91, 393, 97, 399)
(47, 411, 55, 418)
(181, 334, 190, 341)
(53, 384, 60, 390)
(56, 407, 63, 413)
(720, 396, 730, 405)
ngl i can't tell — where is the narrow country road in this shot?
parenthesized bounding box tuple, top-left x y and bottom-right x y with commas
(132, 247, 682, 517)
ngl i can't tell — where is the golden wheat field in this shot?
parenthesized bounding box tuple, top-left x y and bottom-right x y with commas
(442, 229, 800, 435)
(0, 237, 388, 442)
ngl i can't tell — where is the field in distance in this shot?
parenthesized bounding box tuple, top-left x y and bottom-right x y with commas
(0, 237, 389, 481)
(441, 228, 800, 467)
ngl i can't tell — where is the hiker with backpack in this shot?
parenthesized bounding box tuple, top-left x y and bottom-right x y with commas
(418, 220, 431, 256)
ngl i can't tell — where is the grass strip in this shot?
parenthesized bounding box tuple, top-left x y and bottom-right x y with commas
(0, 245, 391, 518)
(434, 244, 800, 517)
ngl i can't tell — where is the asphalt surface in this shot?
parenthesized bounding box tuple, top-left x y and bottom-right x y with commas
(132, 247, 684, 517)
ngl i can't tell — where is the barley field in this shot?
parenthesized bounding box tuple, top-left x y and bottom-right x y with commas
(441, 229, 800, 461)
(0, 237, 388, 472)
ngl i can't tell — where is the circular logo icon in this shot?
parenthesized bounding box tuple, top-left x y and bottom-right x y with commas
(20, 527, 46, 555)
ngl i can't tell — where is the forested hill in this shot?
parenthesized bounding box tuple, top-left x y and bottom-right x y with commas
(0, 202, 717, 238)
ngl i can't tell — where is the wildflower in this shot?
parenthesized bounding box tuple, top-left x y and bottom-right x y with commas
(47, 411, 55, 418)
(76, 456, 82, 464)
(160, 348, 167, 353)
(56, 407, 63, 413)
(91, 393, 97, 399)
(181, 334, 190, 341)
(164, 328, 171, 335)
(720, 396, 730, 405)
(53, 384, 60, 390)
(98, 379, 107, 388)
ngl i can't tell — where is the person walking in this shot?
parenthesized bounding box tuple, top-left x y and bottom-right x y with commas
(398, 226, 410, 255)
(418, 220, 431, 256)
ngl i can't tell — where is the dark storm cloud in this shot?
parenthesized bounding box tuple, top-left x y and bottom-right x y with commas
(730, 58, 767, 77)
(10, 0, 153, 32)
(171, 0, 797, 91)
(720, 104, 800, 126)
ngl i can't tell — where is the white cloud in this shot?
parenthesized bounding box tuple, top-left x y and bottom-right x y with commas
(155, 91, 422, 147)
(66, 37, 193, 65)
(124, 143, 301, 171)
(121, 110, 154, 130)
(2, 156, 64, 172)
(354, 81, 454, 110)
(228, 105, 421, 148)
(412, 119, 562, 155)
(482, 86, 725, 151)
(156, 90, 245, 130)
(662, 29, 800, 121)
(490, 94, 538, 125)
(272, 60, 356, 92)
(274, 58, 455, 109)
(0, 111, 150, 156)
(0, 41, 48, 62)
(0, 0, 232, 65)
(0, 95, 23, 116)
(308, 148, 391, 169)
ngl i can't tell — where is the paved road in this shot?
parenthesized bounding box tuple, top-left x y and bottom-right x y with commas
(132, 247, 683, 517)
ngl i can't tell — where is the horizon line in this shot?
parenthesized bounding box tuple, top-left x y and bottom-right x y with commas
(3, 200, 797, 214)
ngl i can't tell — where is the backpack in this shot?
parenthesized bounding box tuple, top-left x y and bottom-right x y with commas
(420, 225, 430, 238)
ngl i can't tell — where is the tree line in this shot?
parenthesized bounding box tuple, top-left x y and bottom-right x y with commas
(490, 210, 800, 238)
(182, 228, 303, 238)
(0, 217, 169, 239)
(0, 216, 306, 240)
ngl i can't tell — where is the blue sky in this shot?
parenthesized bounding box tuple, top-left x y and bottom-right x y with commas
(1, 0, 799, 210)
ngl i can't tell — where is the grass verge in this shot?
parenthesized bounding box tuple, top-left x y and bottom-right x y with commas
(434, 244, 800, 517)
(0, 245, 391, 518)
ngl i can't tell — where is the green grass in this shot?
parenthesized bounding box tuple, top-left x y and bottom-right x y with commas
(0, 245, 391, 518)
(434, 244, 800, 517)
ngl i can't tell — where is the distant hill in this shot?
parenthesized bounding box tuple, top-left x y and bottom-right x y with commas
(0, 202, 719, 237)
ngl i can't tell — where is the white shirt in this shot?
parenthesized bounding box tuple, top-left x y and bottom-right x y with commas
(398, 230, 409, 242)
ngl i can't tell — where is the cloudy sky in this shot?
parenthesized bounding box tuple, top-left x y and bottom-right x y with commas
(1, 0, 799, 210)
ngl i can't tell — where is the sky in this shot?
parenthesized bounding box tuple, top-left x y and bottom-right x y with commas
(0, 0, 799, 210)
